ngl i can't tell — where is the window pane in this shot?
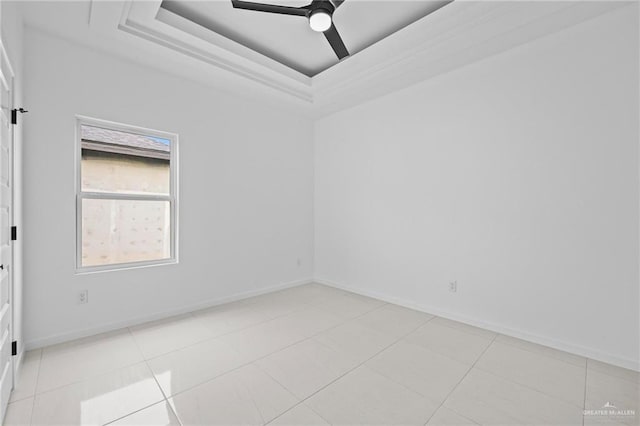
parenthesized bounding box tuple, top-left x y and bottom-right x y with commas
(81, 198, 171, 267)
(80, 125, 170, 195)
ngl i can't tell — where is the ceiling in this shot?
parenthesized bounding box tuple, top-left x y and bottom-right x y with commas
(160, 0, 451, 76)
(18, 1, 630, 117)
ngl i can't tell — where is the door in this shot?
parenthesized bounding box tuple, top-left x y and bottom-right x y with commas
(0, 39, 14, 420)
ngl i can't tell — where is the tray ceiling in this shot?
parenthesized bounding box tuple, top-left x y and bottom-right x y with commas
(160, 0, 451, 76)
(18, 1, 629, 117)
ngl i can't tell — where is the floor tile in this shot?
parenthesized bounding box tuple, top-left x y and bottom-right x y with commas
(443, 369, 583, 425)
(217, 318, 301, 362)
(11, 350, 42, 402)
(37, 329, 144, 393)
(17, 284, 636, 426)
(270, 307, 343, 341)
(311, 292, 385, 319)
(257, 339, 359, 399)
(129, 314, 214, 359)
(427, 406, 478, 425)
(268, 404, 329, 425)
(219, 308, 341, 361)
(495, 334, 587, 368)
(244, 292, 309, 320)
(4, 397, 33, 426)
(31, 362, 164, 426)
(192, 301, 271, 338)
(588, 359, 640, 383)
(585, 369, 639, 426)
(169, 364, 298, 425)
(306, 365, 439, 425)
(147, 337, 250, 397)
(366, 340, 470, 403)
(583, 415, 630, 426)
(108, 401, 181, 425)
(430, 317, 497, 340)
(279, 283, 347, 305)
(314, 322, 397, 364)
(351, 303, 433, 338)
(404, 322, 493, 365)
(475, 341, 586, 407)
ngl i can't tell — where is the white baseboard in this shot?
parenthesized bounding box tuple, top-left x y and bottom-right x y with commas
(12, 350, 25, 390)
(24, 277, 313, 350)
(314, 277, 640, 372)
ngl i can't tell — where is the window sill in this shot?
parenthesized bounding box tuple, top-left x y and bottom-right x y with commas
(75, 258, 178, 275)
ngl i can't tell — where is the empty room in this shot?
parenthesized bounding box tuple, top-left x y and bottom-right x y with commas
(0, 0, 637, 425)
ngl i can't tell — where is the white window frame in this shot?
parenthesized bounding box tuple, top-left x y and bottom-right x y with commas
(75, 116, 179, 273)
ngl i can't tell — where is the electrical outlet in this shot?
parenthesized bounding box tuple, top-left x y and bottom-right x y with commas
(297, 258, 302, 267)
(78, 289, 88, 304)
(449, 281, 457, 293)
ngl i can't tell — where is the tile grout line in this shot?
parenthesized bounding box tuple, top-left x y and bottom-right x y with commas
(28, 357, 154, 399)
(20, 284, 634, 426)
(140, 296, 329, 363)
(268, 314, 438, 424)
(23, 300, 313, 401)
(166, 297, 392, 424)
(20, 288, 358, 424)
(422, 333, 499, 425)
(260, 301, 405, 424)
(582, 360, 588, 426)
(161, 295, 391, 402)
(489, 336, 587, 370)
(426, 336, 590, 425)
(29, 322, 178, 398)
(27, 349, 43, 426)
(101, 329, 183, 426)
(126, 326, 169, 401)
(16, 285, 613, 426)
(264, 315, 438, 425)
(13, 297, 393, 426)
(22, 288, 391, 402)
(429, 321, 591, 413)
(470, 360, 589, 411)
(456, 363, 592, 423)
(102, 400, 167, 426)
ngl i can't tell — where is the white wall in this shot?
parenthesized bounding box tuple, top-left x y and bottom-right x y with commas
(1, 1, 25, 365)
(315, 5, 639, 370)
(23, 28, 314, 348)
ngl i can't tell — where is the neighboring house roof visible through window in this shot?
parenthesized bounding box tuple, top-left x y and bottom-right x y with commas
(81, 125, 170, 160)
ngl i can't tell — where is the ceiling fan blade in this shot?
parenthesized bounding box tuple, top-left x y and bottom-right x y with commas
(231, 0, 309, 16)
(324, 24, 349, 60)
(331, 0, 346, 9)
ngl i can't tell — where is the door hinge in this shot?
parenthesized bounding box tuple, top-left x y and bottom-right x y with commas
(11, 226, 16, 241)
(11, 108, 28, 125)
(11, 341, 16, 356)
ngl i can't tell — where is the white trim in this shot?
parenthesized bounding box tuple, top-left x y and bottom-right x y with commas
(80, 193, 171, 202)
(107, 0, 628, 114)
(24, 278, 314, 350)
(116, 1, 313, 103)
(1, 37, 17, 411)
(22, 275, 640, 372)
(75, 115, 179, 273)
(75, 257, 177, 275)
(314, 277, 640, 373)
(11, 350, 24, 390)
(0, 40, 15, 80)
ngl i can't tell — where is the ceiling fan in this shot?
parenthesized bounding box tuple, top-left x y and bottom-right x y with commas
(230, 0, 350, 60)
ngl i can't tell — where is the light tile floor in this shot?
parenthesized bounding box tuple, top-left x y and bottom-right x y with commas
(4, 283, 639, 425)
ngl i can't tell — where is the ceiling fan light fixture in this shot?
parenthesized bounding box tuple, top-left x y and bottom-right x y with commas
(309, 9, 332, 32)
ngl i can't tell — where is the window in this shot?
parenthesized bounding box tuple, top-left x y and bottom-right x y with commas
(76, 117, 178, 271)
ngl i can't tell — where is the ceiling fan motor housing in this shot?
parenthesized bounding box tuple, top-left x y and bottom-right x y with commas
(230, 0, 349, 59)
(307, 0, 335, 17)
(308, 0, 335, 32)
